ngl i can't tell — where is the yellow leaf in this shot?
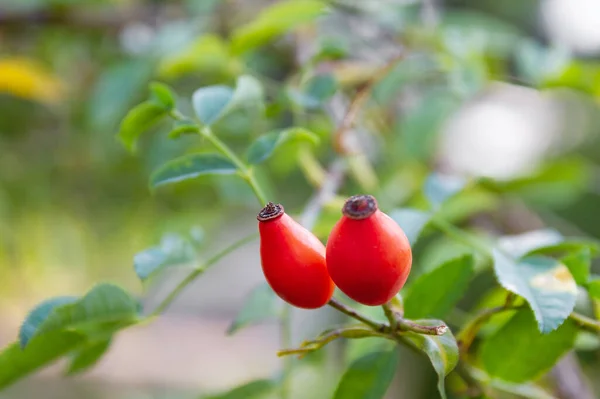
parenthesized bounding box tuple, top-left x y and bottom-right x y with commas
(0, 57, 63, 104)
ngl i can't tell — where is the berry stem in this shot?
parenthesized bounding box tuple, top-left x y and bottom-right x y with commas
(277, 326, 390, 358)
(382, 302, 399, 330)
(327, 298, 387, 331)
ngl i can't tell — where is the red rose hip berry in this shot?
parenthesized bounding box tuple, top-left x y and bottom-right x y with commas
(326, 195, 412, 306)
(258, 202, 335, 309)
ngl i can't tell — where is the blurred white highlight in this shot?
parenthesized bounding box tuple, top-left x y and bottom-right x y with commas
(542, 0, 600, 55)
(439, 84, 561, 180)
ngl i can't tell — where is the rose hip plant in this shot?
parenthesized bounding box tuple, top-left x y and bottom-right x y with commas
(2, 1, 600, 398)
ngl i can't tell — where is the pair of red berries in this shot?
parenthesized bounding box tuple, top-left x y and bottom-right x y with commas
(257, 195, 412, 308)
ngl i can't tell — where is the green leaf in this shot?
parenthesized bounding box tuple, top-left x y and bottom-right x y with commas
(333, 350, 398, 399)
(480, 308, 578, 382)
(150, 153, 239, 188)
(526, 239, 600, 257)
(134, 233, 196, 282)
(204, 379, 276, 399)
(118, 101, 168, 152)
(158, 34, 238, 80)
(562, 248, 591, 286)
(400, 88, 459, 161)
(246, 128, 319, 165)
(230, 0, 328, 54)
(388, 208, 431, 245)
(66, 339, 111, 375)
(492, 251, 578, 333)
(287, 74, 338, 109)
(588, 277, 600, 299)
(192, 75, 264, 126)
(404, 255, 474, 319)
(227, 75, 264, 114)
(497, 229, 564, 259)
(227, 283, 282, 335)
(479, 158, 590, 207)
(0, 331, 86, 389)
(19, 296, 78, 348)
(192, 85, 233, 126)
(149, 81, 176, 110)
(399, 321, 458, 399)
(168, 121, 199, 139)
(424, 173, 468, 209)
(497, 231, 599, 260)
(37, 283, 140, 337)
(88, 59, 155, 133)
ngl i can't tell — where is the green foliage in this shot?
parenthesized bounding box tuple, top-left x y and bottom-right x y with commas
(399, 89, 459, 160)
(389, 208, 432, 245)
(5, 0, 600, 396)
(118, 102, 169, 152)
(66, 339, 111, 375)
(497, 229, 564, 258)
(158, 34, 239, 80)
(134, 233, 197, 282)
(193, 86, 237, 126)
(404, 255, 474, 319)
(526, 240, 600, 257)
(230, 0, 328, 54)
(1, 283, 140, 389)
(399, 321, 459, 399)
(88, 59, 155, 132)
(227, 283, 282, 335)
(480, 158, 591, 207)
(492, 251, 578, 333)
(561, 248, 591, 286)
(424, 173, 468, 210)
(36, 283, 140, 337)
(0, 331, 86, 389)
(480, 308, 578, 382)
(333, 350, 398, 399)
(192, 75, 264, 126)
(149, 82, 177, 110)
(168, 122, 200, 139)
(246, 128, 319, 165)
(19, 296, 77, 348)
(287, 74, 338, 109)
(150, 153, 239, 188)
(204, 379, 276, 399)
(588, 277, 600, 299)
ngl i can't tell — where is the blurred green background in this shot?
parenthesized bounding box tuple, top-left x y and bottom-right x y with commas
(2, 0, 600, 398)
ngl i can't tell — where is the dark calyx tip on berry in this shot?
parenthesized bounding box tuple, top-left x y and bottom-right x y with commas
(257, 202, 285, 222)
(342, 194, 378, 220)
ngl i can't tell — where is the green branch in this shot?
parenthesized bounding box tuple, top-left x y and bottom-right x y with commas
(327, 298, 387, 331)
(200, 127, 267, 206)
(151, 234, 258, 317)
(569, 312, 600, 333)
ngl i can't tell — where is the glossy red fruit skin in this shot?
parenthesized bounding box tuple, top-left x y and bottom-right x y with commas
(258, 208, 334, 309)
(326, 201, 412, 306)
